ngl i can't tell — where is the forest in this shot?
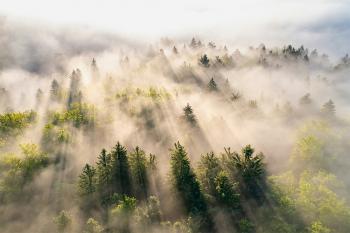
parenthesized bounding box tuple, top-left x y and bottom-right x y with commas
(1, 36, 350, 233)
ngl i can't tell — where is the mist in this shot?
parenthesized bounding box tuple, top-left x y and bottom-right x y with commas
(1, 3, 350, 233)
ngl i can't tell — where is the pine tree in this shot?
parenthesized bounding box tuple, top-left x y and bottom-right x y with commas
(173, 46, 178, 54)
(50, 79, 61, 101)
(183, 103, 197, 126)
(170, 142, 214, 232)
(207, 78, 218, 92)
(199, 54, 210, 67)
(231, 145, 265, 199)
(197, 152, 221, 196)
(190, 37, 197, 48)
(170, 142, 207, 214)
(299, 93, 312, 105)
(53, 210, 72, 233)
(78, 164, 96, 196)
(322, 99, 335, 117)
(110, 142, 132, 195)
(214, 171, 239, 208)
(96, 149, 112, 201)
(84, 218, 104, 233)
(68, 69, 82, 108)
(91, 58, 99, 80)
(129, 146, 149, 200)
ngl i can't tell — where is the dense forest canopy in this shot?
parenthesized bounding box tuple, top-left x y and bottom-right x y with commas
(1, 34, 350, 233)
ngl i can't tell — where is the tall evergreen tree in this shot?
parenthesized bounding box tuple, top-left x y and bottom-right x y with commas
(322, 99, 335, 117)
(190, 37, 197, 48)
(170, 142, 214, 232)
(50, 79, 61, 101)
(78, 164, 96, 196)
(170, 142, 206, 214)
(208, 78, 218, 92)
(96, 149, 112, 202)
(230, 145, 265, 199)
(299, 93, 312, 106)
(173, 46, 178, 54)
(197, 152, 221, 197)
(199, 54, 210, 67)
(129, 146, 149, 200)
(110, 142, 132, 195)
(183, 103, 197, 126)
(214, 171, 239, 208)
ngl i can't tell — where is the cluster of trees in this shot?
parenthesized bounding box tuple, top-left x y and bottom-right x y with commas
(74, 141, 287, 233)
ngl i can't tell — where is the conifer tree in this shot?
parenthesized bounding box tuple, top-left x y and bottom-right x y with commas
(129, 146, 149, 200)
(96, 149, 112, 201)
(183, 103, 197, 126)
(170, 142, 207, 214)
(170, 142, 214, 232)
(214, 171, 239, 208)
(322, 99, 335, 117)
(173, 46, 178, 54)
(110, 142, 132, 195)
(78, 164, 96, 196)
(208, 78, 218, 92)
(199, 54, 210, 67)
(50, 79, 61, 101)
(299, 93, 312, 106)
(197, 152, 221, 196)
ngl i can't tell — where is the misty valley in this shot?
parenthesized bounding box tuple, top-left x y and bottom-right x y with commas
(1, 37, 350, 233)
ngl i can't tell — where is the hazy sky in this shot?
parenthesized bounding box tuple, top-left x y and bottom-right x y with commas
(1, 0, 350, 57)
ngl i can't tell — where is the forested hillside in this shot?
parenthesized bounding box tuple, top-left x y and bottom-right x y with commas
(1, 37, 350, 233)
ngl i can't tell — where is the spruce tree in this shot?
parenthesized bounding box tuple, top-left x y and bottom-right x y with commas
(78, 164, 96, 196)
(110, 142, 132, 195)
(170, 142, 213, 232)
(322, 99, 335, 117)
(170, 142, 206, 214)
(129, 146, 149, 200)
(208, 78, 218, 92)
(214, 171, 239, 208)
(183, 103, 197, 126)
(96, 149, 112, 202)
(199, 54, 210, 67)
(50, 79, 61, 101)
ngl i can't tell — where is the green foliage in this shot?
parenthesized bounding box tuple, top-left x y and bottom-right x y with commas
(0, 110, 36, 141)
(129, 146, 149, 200)
(111, 195, 137, 216)
(170, 142, 208, 219)
(238, 218, 254, 233)
(222, 145, 265, 199)
(53, 210, 72, 233)
(42, 124, 70, 149)
(78, 164, 96, 196)
(183, 103, 197, 126)
(199, 54, 210, 67)
(214, 171, 240, 208)
(309, 221, 331, 233)
(96, 148, 112, 201)
(0, 144, 48, 202)
(135, 196, 162, 226)
(49, 103, 96, 128)
(50, 79, 63, 102)
(197, 152, 221, 197)
(84, 218, 104, 233)
(271, 171, 350, 233)
(115, 87, 171, 102)
(110, 142, 132, 195)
